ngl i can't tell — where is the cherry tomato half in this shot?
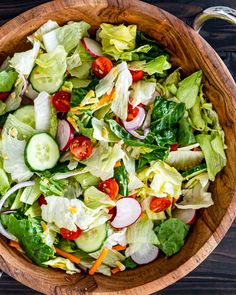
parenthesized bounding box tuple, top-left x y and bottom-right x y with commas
(60, 227, 82, 240)
(130, 70, 145, 82)
(38, 195, 47, 206)
(170, 144, 179, 151)
(52, 91, 71, 113)
(98, 178, 119, 200)
(127, 103, 139, 121)
(0, 92, 10, 101)
(92, 57, 113, 78)
(70, 136, 93, 160)
(150, 197, 172, 213)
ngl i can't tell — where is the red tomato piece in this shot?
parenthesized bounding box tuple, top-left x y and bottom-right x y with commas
(130, 70, 145, 82)
(170, 144, 179, 151)
(98, 178, 119, 200)
(0, 92, 10, 101)
(92, 57, 113, 78)
(52, 91, 71, 113)
(70, 136, 93, 161)
(38, 195, 47, 206)
(127, 103, 139, 121)
(60, 227, 82, 240)
(150, 197, 172, 213)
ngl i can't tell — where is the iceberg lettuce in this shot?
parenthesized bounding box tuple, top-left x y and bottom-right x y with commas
(28, 20, 59, 45)
(10, 41, 40, 76)
(84, 186, 115, 209)
(143, 55, 171, 75)
(99, 23, 136, 59)
(131, 80, 156, 106)
(92, 117, 119, 142)
(82, 142, 125, 181)
(43, 257, 80, 274)
(5, 75, 25, 112)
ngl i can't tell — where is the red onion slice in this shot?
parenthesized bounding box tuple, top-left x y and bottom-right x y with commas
(0, 209, 17, 215)
(20, 73, 29, 97)
(0, 181, 35, 241)
(123, 106, 146, 131)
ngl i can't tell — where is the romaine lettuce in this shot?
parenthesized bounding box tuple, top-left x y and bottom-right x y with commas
(143, 55, 171, 75)
(0, 70, 18, 92)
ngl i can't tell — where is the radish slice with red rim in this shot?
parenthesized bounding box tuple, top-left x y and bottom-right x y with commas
(81, 37, 103, 58)
(172, 208, 196, 225)
(111, 198, 142, 229)
(56, 119, 74, 152)
(131, 243, 159, 265)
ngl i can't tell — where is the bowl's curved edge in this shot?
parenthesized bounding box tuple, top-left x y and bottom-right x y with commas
(0, 0, 235, 294)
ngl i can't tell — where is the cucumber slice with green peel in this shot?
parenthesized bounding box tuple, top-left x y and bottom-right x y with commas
(25, 133, 60, 171)
(14, 106, 35, 128)
(75, 223, 107, 253)
(182, 163, 207, 180)
(30, 66, 64, 94)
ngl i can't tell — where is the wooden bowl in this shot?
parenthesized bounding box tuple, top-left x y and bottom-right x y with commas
(0, 0, 236, 294)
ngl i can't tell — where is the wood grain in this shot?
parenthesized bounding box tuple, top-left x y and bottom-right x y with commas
(0, 0, 236, 294)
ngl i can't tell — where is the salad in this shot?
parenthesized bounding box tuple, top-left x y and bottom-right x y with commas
(0, 20, 226, 276)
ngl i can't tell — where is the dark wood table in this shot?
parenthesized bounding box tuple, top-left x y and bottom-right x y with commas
(0, 0, 235, 294)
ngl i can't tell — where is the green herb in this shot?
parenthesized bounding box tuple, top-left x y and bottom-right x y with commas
(114, 160, 128, 196)
(123, 257, 138, 269)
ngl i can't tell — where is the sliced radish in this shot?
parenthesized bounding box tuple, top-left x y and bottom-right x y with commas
(81, 37, 103, 58)
(131, 244, 159, 265)
(56, 119, 74, 152)
(111, 198, 142, 229)
(172, 208, 196, 225)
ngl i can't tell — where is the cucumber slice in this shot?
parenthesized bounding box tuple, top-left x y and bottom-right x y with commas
(14, 105, 35, 128)
(75, 223, 107, 253)
(182, 163, 207, 180)
(25, 133, 60, 171)
(30, 66, 64, 94)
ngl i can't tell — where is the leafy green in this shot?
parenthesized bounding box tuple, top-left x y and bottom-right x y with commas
(39, 173, 68, 196)
(0, 70, 18, 92)
(131, 80, 156, 106)
(92, 117, 119, 142)
(0, 112, 8, 127)
(143, 56, 171, 75)
(182, 163, 207, 180)
(4, 75, 25, 112)
(10, 41, 40, 76)
(76, 119, 94, 140)
(196, 132, 226, 181)
(155, 218, 189, 256)
(20, 179, 41, 205)
(114, 160, 128, 196)
(0, 168, 10, 195)
(1, 214, 55, 265)
(176, 70, 202, 109)
(178, 116, 196, 147)
(123, 257, 138, 269)
(150, 96, 185, 146)
(43, 257, 80, 274)
(137, 148, 169, 170)
(99, 23, 137, 59)
(74, 172, 99, 190)
(57, 238, 77, 253)
(84, 186, 115, 209)
(189, 95, 205, 131)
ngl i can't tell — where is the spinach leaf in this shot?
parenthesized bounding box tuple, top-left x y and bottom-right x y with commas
(178, 117, 196, 147)
(150, 96, 185, 146)
(135, 31, 168, 61)
(137, 148, 169, 170)
(123, 257, 138, 269)
(155, 218, 189, 257)
(114, 160, 128, 196)
(1, 214, 55, 266)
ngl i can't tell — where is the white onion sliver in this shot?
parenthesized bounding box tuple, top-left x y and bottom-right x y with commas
(177, 143, 200, 151)
(20, 73, 29, 97)
(123, 106, 146, 131)
(0, 181, 35, 241)
(52, 169, 88, 180)
(128, 128, 149, 140)
(142, 108, 152, 130)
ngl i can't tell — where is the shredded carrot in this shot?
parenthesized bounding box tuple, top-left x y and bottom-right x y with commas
(9, 240, 20, 249)
(114, 161, 121, 168)
(111, 266, 121, 274)
(140, 212, 146, 219)
(89, 247, 109, 275)
(67, 117, 77, 130)
(112, 245, 127, 251)
(55, 247, 81, 264)
(97, 88, 116, 106)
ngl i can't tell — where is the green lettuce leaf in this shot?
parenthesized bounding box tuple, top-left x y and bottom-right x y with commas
(150, 96, 185, 146)
(28, 20, 59, 45)
(10, 41, 40, 76)
(196, 132, 226, 181)
(74, 172, 99, 190)
(43, 257, 80, 274)
(0, 70, 18, 92)
(92, 117, 119, 142)
(84, 186, 115, 209)
(114, 160, 129, 196)
(123, 257, 137, 269)
(90, 249, 125, 268)
(131, 80, 156, 106)
(20, 179, 41, 205)
(176, 70, 202, 109)
(82, 142, 125, 181)
(120, 44, 151, 61)
(155, 218, 189, 256)
(99, 23, 136, 59)
(178, 116, 196, 146)
(143, 56, 171, 75)
(125, 216, 158, 256)
(39, 173, 68, 196)
(137, 148, 169, 170)
(4, 75, 25, 112)
(0, 167, 10, 195)
(1, 214, 55, 265)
